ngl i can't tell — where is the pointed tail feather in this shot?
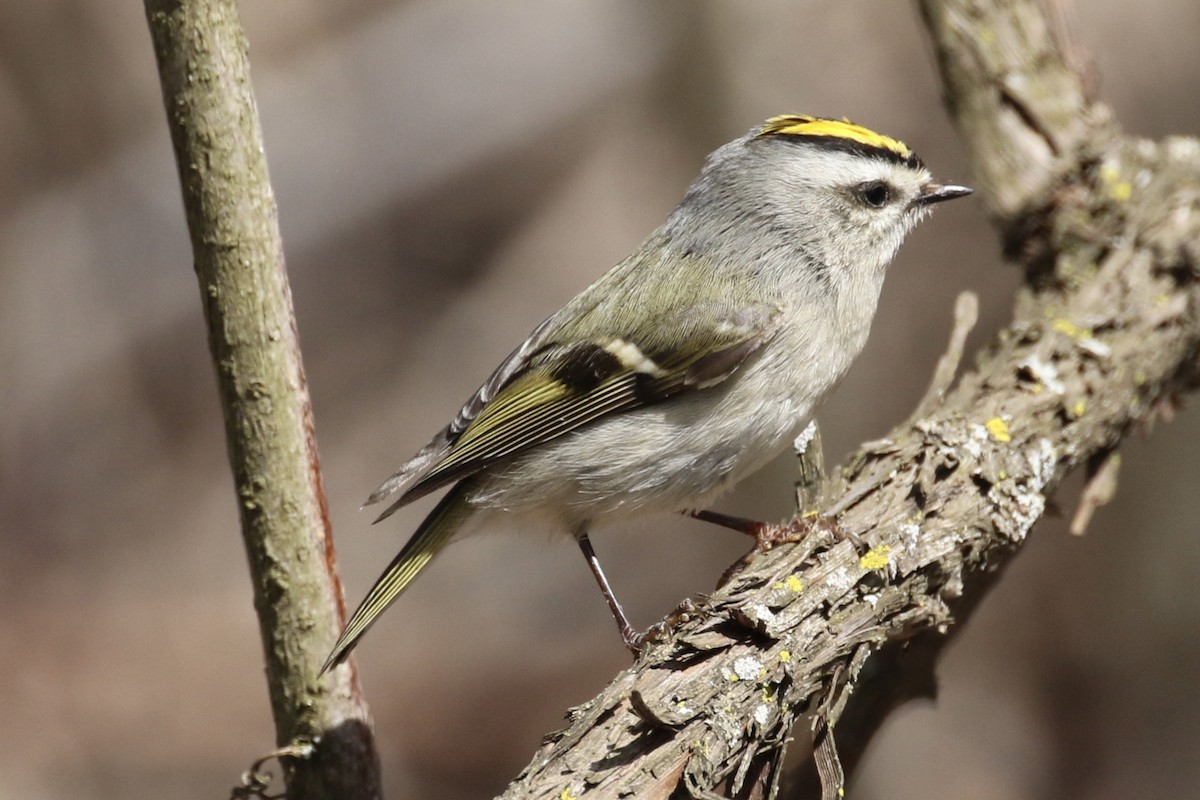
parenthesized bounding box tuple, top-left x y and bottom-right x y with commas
(322, 483, 474, 673)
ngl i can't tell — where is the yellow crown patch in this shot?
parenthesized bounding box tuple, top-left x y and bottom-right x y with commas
(757, 115, 914, 162)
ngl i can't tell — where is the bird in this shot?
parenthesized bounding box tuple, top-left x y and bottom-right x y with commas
(322, 114, 970, 673)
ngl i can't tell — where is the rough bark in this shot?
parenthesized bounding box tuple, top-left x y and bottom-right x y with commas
(142, 2, 381, 798)
(497, 1, 1200, 798)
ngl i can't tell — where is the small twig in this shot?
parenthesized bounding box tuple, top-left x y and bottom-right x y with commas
(812, 724, 844, 800)
(793, 420, 826, 515)
(1070, 450, 1121, 536)
(813, 643, 873, 799)
(231, 740, 318, 800)
(912, 291, 980, 419)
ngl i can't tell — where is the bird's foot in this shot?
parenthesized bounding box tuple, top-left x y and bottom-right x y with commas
(773, 512, 865, 552)
(625, 597, 706, 653)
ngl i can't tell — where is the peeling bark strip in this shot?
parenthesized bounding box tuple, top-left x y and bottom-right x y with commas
(499, 2, 1200, 798)
(142, 1, 381, 798)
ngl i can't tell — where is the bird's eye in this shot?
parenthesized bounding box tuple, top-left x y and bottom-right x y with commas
(855, 181, 892, 209)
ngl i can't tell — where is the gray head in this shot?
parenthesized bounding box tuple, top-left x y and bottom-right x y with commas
(665, 114, 970, 299)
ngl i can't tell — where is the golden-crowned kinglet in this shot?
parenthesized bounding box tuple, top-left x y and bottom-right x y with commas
(323, 114, 970, 671)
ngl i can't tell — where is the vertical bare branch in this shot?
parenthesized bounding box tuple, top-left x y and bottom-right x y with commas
(142, 1, 380, 797)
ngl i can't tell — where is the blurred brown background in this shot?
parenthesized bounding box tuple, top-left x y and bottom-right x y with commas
(2, 1, 1198, 798)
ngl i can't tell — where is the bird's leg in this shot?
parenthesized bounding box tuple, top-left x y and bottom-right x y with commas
(689, 507, 862, 553)
(687, 509, 797, 551)
(577, 533, 642, 654)
(687, 508, 769, 537)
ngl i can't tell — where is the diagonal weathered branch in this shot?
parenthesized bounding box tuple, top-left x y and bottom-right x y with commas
(498, 2, 1200, 798)
(142, 2, 380, 798)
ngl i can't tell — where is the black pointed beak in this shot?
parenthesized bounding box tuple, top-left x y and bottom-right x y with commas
(915, 183, 973, 207)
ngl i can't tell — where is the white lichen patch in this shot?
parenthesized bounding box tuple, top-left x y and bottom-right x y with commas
(733, 655, 764, 682)
(827, 566, 855, 593)
(713, 703, 747, 747)
(968, 423, 991, 448)
(987, 438, 1056, 542)
(1027, 438, 1057, 490)
(746, 603, 776, 625)
(1007, 488, 1046, 539)
(1019, 354, 1065, 395)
